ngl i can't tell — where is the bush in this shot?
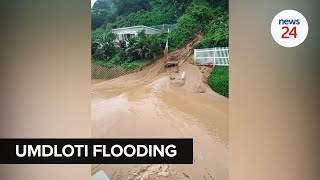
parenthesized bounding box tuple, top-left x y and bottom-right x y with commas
(91, 29, 166, 70)
(208, 66, 229, 97)
(168, 4, 216, 50)
(115, 8, 176, 27)
(169, 14, 198, 50)
(121, 60, 148, 70)
(109, 54, 123, 65)
(126, 30, 164, 61)
(196, 9, 229, 48)
(92, 60, 114, 68)
(91, 30, 117, 61)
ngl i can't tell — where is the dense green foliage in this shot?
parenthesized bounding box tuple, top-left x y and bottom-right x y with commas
(196, 8, 229, 48)
(208, 66, 229, 97)
(122, 60, 149, 70)
(91, 0, 116, 30)
(168, 1, 228, 50)
(91, 29, 117, 61)
(92, 29, 167, 68)
(92, 59, 148, 70)
(92, 0, 193, 30)
(91, 0, 228, 71)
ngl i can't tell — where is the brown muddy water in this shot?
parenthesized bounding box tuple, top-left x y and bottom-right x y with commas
(91, 40, 228, 180)
(91, 79, 107, 85)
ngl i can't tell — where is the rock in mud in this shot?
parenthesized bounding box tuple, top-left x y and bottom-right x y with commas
(158, 171, 170, 177)
(195, 81, 206, 93)
(141, 174, 149, 180)
(202, 66, 213, 83)
(169, 74, 176, 80)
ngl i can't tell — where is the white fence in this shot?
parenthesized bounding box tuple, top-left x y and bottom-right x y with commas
(194, 47, 229, 66)
(151, 24, 177, 32)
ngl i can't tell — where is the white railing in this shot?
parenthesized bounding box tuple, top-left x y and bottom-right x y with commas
(194, 47, 229, 66)
(151, 24, 177, 32)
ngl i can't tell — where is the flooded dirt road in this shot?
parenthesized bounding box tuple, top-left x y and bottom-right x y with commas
(91, 39, 228, 180)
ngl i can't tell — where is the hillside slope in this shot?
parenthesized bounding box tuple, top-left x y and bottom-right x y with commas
(91, 0, 228, 50)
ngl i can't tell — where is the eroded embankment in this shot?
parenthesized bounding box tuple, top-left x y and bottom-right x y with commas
(91, 36, 228, 180)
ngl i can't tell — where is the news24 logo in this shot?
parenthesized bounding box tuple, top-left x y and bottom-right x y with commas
(271, 10, 308, 48)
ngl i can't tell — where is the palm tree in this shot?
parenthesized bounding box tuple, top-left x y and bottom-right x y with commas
(92, 30, 116, 61)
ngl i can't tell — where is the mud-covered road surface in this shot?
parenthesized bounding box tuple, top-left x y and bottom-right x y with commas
(91, 37, 228, 180)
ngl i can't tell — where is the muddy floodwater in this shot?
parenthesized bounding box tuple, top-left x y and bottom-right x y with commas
(91, 79, 106, 85)
(91, 39, 228, 179)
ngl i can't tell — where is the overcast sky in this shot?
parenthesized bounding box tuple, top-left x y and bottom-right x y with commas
(91, 0, 97, 8)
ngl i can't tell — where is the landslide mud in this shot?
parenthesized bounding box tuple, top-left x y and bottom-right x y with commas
(91, 37, 228, 180)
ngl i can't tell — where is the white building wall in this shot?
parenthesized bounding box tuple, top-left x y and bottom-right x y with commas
(112, 26, 161, 41)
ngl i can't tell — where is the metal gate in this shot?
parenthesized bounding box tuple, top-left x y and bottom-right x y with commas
(194, 47, 229, 66)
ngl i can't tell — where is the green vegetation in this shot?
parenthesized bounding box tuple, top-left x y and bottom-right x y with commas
(92, 0, 192, 30)
(92, 59, 148, 70)
(196, 8, 228, 48)
(91, 0, 228, 51)
(169, 2, 228, 50)
(208, 66, 229, 97)
(92, 60, 114, 68)
(92, 29, 167, 69)
(122, 60, 149, 70)
(91, 0, 229, 95)
(91, 30, 117, 61)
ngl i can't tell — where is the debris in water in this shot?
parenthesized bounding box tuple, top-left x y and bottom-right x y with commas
(195, 80, 206, 93)
(183, 173, 190, 178)
(158, 171, 170, 177)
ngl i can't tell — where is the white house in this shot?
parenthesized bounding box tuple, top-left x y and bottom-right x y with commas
(112, 25, 162, 42)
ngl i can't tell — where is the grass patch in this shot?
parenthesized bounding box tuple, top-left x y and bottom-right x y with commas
(208, 66, 229, 97)
(92, 59, 148, 70)
(121, 60, 149, 70)
(92, 60, 114, 68)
